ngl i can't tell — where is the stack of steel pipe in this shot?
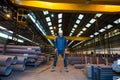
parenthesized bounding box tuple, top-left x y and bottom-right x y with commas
(0, 45, 41, 55)
(0, 55, 15, 76)
(10, 56, 27, 71)
(0, 45, 49, 67)
(68, 57, 82, 65)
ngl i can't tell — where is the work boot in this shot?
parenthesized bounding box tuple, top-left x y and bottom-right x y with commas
(64, 67, 69, 72)
(51, 66, 56, 72)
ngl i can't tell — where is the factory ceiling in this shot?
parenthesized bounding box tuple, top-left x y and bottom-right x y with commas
(0, 0, 120, 48)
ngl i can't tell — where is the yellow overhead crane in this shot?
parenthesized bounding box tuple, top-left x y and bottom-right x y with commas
(45, 35, 91, 41)
(11, 0, 120, 13)
(10, 0, 120, 41)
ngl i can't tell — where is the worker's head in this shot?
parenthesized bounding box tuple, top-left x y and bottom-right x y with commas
(58, 30, 63, 36)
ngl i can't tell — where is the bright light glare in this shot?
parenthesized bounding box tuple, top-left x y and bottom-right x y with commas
(78, 14, 84, 20)
(86, 23, 91, 28)
(95, 13, 102, 17)
(76, 19, 80, 24)
(58, 13, 62, 19)
(89, 19, 96, 24)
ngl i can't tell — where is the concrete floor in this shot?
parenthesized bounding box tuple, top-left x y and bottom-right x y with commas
(0, 64, 89, 80)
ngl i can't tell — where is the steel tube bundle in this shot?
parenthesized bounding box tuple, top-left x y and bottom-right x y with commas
(6, 54, 39, 63)
(6, 54, 38, 59)
(68, 57, 82, 65)
(16, 56, 28, 64)
(2, 55, 18, 64)
(5, 49, 36, 54)
(11, 64, 25, 71)
(0, 55, 12, 66)
(0, 66, 12, 76)
(6, 45, 40, 49)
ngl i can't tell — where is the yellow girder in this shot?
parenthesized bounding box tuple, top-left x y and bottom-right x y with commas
(45, 35, 91, 41)
(11, 0, 120, 13)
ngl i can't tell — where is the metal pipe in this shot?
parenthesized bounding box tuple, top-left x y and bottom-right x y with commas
(11, 64, 25, 71)
(2, 55, 18, 64)
(0, 66, 12, 76)
(0, 55, 12, 66)
(16, 56, 28, 64)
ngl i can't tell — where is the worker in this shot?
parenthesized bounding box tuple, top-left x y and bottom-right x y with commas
(51, 30, 68, 72)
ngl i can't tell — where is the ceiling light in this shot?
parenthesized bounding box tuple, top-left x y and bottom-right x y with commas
(78, 14, 84, 20)
(95, 13, 102, 17)
(54, 27, 56, 29)
(0, 26, 7, 30)
(82, 27, 87, 31)
(68, 40, 74, 46)
(51, 30, 54, 33)
(77, 33, 81, 37)
(51, 32, 54, 35)
(51, 31, 54, 34)
(47, 39, 54, 46)
(58, 24, 62, 27)
(73, 24, 78, 28)
(6, 13, 11, 18)
(48, 22, 52, 26)
(58, 19, 62, 23)
(107, 24, 113, 29)
(51, 14, 54, 17)
(99, 28, 105, 32)
(114, 18, 120, 24)
(86, 23, 91, 28)
(89, 19, 96, 24)
(72, 41, 84, 48)
(49, 27, 53, 30)
(90, 35, 94, 38)
(46, 17, 51, 22)
(43, 11, 49, 15)
(71, 30, 74, 33)
(76, 19, 80, 24)
(8, 36, 12, 39)
(17, 39, 24, 43)
(58, 13, 62, 19)
(69, 33, 73, 36)
(28, 14, 36, 23)
(0, 32, 8, 38)
(59, 28, 62, 31)
(72, 28, 75, 31)
(8, 31, 13, 34)
(80, 31, 83, 34)
(94, 32, 99, 35)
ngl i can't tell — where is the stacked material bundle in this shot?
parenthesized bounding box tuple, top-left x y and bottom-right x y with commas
(0, 66, 12, 76)
(0, 55, 17, 76)
(11, 56, 27, 71)
(0, 45, 49, 69)
(84, 64, 105, 79)
(74, 64, 85, 69)
(68, 57, 82, 65)
(84, 64, 119, 80)
(0, 45, 41, 55)
(0, 45, 49, 67)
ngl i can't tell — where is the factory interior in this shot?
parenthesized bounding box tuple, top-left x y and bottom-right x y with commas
(0, 0, 120, 80)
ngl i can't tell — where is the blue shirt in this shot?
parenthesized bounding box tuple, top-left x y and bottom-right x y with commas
(54, 36, 67, 50)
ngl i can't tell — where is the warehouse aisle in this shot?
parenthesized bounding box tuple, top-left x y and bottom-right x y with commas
(1, 65, 89, 80)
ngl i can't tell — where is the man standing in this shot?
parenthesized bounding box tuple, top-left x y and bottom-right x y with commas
(51, 30, 68, 72)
